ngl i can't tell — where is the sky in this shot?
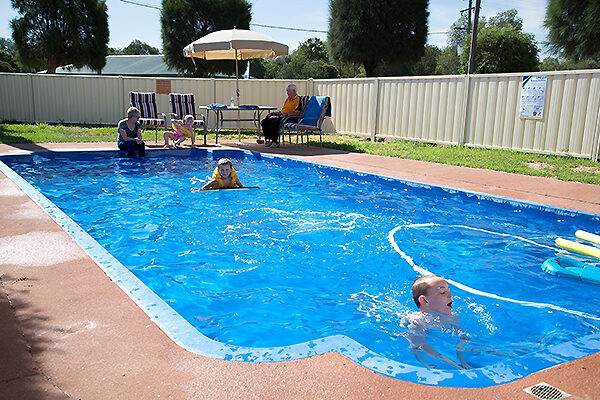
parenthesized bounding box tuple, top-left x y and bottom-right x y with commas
(0, 0, 551, 56)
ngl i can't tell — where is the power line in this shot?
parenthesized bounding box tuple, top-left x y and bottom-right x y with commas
(119, 0, 329, 33)
(250, 23, 327, 34)
(119, 1, 449, 37)
(120, 0, 160, 10)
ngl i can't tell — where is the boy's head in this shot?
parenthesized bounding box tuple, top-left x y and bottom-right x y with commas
(183, 115, 194, 124)
(412, 274, 453, 314)
(217, 158, 232, 178)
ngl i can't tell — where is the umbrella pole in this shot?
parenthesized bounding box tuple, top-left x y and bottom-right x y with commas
(235, 51, 242, 144)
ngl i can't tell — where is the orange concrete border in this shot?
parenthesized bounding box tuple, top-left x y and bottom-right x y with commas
(1, 141, 598, 399)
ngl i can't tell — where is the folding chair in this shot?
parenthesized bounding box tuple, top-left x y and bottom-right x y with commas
(280, 96, 331, 148)
(169, 93, 207, 145)
(129, 92, 167, 142)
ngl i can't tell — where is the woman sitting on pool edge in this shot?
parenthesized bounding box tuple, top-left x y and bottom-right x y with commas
(117, 107, 145, 158)
(201, 158, 244, 190)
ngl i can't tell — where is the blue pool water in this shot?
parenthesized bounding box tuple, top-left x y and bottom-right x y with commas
(2, 148, 600, 387)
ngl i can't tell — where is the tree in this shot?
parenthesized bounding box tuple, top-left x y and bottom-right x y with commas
(257, 38, 339, 79)
(435, 45, 460, 75)
(10, 0, 109, 73)
(539, 56, 600, 71)
(280, 38, 339, 79)
(107, 40, 161, 55)
(545, 0, 600, 61)
(161, 0, 251, 77)
(460, 25, 539, 74)
(122, 40, 160, 55)
(488, 9, 522, 31)
(328, 0, 428, 77)
(0, 37, 16, 56)
(452, 9, 538, 74)
(0, 49, 21, 72)
(411, 45, 441, 76)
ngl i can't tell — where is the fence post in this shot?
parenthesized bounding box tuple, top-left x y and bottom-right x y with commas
(592, 104, 600, 161)
(371, 78, 381, 141)
(28, 74, 36, 123)
(307, 78, 314, 96)
(119, 75, 125, 118)
(461, 74, 472, 145)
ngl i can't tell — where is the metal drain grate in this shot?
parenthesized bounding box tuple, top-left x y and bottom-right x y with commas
(523, 382, 571, 400)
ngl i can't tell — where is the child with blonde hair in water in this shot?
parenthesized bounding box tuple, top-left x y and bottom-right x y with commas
(201, 158, 243, 190)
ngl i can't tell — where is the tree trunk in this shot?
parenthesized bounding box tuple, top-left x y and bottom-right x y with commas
(363, 56, 379, 77)
(46, 54, 58, 74)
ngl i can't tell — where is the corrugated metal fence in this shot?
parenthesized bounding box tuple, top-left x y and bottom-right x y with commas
(1, 71, 599, 159)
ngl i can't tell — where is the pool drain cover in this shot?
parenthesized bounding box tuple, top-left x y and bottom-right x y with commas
(523, 382, 570, 399)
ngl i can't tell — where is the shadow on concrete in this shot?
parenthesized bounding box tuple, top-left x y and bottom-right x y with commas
(0, 273, 68, 400)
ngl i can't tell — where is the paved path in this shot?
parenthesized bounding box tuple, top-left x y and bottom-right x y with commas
(1, 141, 598, 399)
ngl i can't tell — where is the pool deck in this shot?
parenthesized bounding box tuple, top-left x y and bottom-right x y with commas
(1, 140, 598, 399)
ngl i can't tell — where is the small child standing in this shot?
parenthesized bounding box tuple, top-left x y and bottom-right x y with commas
(164, 115, 195, 148)
(201, 158, 243, 190)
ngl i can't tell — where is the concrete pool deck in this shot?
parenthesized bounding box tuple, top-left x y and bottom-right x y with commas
(0, 140, 598, 399)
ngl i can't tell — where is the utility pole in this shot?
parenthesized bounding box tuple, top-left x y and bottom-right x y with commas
(467, 0, 472, 35)
(467, 0, 481, 75)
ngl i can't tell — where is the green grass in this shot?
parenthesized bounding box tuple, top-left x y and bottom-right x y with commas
(311, 134, 600, 184)
(1, 122, 598, 184)
(0, 121, 258, 143)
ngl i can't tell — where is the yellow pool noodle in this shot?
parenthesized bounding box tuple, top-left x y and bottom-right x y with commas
(575, 230, 600, 245)
(555, 238, 600, 259)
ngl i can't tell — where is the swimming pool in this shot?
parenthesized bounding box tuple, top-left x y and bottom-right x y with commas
(1, 148, 599, 388)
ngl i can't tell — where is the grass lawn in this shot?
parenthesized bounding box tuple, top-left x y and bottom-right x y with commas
(1, 122, 598, 184)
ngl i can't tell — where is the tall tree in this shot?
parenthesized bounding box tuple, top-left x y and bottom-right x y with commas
(545, 0, 600, 62)
(161, 0, 251, 77)
(328, 0, 429, 77)
(10, 0, 109, 73)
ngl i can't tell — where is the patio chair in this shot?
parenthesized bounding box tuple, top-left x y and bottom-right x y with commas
(169, 93, 207, 145)
(280, 96, 331, 148)
(129, 92, 167, 142)
(279, 95, 309, 146)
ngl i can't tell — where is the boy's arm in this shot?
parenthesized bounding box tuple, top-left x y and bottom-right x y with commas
(234, 177, 243, 188)
(201, 179, 217, 190)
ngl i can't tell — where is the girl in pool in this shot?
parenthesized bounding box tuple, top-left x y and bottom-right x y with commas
(163, 115, 195, 148)
(201, 158, 243, 190)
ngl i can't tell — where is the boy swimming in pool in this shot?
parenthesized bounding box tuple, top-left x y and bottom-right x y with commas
(201, 158, 243, 190)
(401, 274, 471, 369)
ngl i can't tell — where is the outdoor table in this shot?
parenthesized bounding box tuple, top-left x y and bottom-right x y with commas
(199, 105, 277, 144)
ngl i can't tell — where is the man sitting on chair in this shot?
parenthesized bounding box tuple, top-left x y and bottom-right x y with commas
(261, 83, 303, 148)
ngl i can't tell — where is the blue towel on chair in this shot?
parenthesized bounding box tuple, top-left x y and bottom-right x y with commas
(300, 96, 332, 126)
(209, 103, 227, 109)
(239, 105, 259, 110)
(315, 96, 332, 117)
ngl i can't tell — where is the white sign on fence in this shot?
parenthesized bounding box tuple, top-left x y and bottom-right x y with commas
(519, 75, 547, 119)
